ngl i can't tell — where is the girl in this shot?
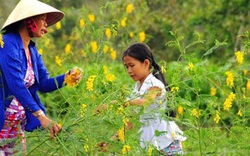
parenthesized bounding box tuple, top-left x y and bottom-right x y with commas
(122, 43, 186, 155)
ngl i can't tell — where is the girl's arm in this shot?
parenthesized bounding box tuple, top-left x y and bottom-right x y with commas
(125, 86, 162, 107)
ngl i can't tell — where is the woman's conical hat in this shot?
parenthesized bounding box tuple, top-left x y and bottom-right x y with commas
(1, 0, 64, 30)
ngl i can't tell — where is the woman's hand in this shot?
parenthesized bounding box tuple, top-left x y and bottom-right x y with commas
(33, 111, 61, 140)
(64, 67, 83, 87)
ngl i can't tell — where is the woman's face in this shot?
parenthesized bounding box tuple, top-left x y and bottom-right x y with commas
(123, 55, 150, 84)
(32, 14, 48, 37)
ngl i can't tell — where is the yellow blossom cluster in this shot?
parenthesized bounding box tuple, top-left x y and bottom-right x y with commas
(246, 80, 250, 92)
(110, 48, 117, 60)
(38, 48, 43, 55)
(191, 109, 200, 118)
(210, 87, 216, 96)
(0, 34, 4, 48)
(88, 14, 95, 23)
(79, 19, 85, 28)
(86, 75, 96, 91)
(126, 3, 134, 14)
(80, 103, 87, 117)
(84, 144, 89, 152)
(122, 145, 131, 155)
(214, 111, 220, 124)
(121, 17, 127, 27)
(105, 28, 112, 39)
(177, 106, 184, 115)
(118, 127, 125, 142)
(223, 92, 235, 111)
(148, 147, 153, 156)
(139, 31, 146, 42)
(235, 51, 244, 64)
(171, 86, 179, 92)
(65, 43, 72, 54)
(225, 71, 234, 88)
(188, 62, 194, 71)
(90, 41, 98, 53)
(103, 66, 116, 82)
(103, 45, 109, 54)
(64, 68, 82, 87)
(116, 107, 124, 115)
(237, 109, 242, 117)
(55, 21, 61, 30)
(55, 56, 62, 66)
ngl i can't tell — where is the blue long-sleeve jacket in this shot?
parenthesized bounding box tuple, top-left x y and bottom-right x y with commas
(0, 32, 65, 131)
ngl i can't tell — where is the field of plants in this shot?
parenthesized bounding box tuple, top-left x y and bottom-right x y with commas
(1, 0, 250, 155)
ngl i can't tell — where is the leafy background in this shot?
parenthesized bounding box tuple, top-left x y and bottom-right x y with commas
(1, 0, 250, 155)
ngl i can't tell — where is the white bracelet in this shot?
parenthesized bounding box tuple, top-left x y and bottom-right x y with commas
(36, 111, 44, 118)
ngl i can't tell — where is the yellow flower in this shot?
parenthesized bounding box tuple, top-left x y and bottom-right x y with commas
(0, 34, 4, 48)
(246, 80, 250, 92)
(90, 41, 98, 53)
(161, 65, 166, 73)
(110, 48, 117, 60)
(122, 116, 129, 127)
(235, 51, 244, 64)
(116, 107, 124, 115)
(177, 106, 184, 115)
(225, 71, 234, 88)
(81, 103, 87, 117)
(121, 17, 127, 27)
(243, 70, 248, 75)
(237, 109, 242, 117)
(171, 87, 179, 92)
(55, 22, 61, 30)
(214, 111, 220, 124)
(103, 45, 109, 54)
(188, 62, 194, 71)
(88, 14, 95, 23)
(64, 68, 82, 87)
(118, 127, 125, 142)
(103, 65, 108, 74)
(65, 44, 72, 54)
(126, 3, 134, 14)
(86, 75, 96, 91)
(84, 144, 89, 152)
(191, 109, 200, 118)
(38, 48, 43, 55)
(148, 147, 153, 156)
(210, 87, 216, 96)
(55, 56, 62, 66)
(223, 92, 235, 111)
(105, 28, 112, 39)
(139, 31, 146, 42)
(129, 32, 134, 38)
(79, 19, 85, 28)
(122, 145, 131, 154)
(106, 73, 116, 82)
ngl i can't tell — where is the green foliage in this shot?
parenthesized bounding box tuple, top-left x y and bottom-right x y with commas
(1, 0, 250, 155)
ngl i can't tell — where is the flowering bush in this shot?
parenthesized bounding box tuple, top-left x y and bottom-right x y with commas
(1, 0, 250, 155)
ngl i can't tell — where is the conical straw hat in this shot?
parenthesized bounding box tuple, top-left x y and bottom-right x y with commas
(1, 0, 64, 30)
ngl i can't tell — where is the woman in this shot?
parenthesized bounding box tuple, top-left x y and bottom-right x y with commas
(0, 0, 82, 155)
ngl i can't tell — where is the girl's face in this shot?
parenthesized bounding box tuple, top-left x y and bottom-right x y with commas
(123, 55, 150, 84)
(32, 14, 48, 37)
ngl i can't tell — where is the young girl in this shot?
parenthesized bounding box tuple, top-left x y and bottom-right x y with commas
(122, 43, 186, 155)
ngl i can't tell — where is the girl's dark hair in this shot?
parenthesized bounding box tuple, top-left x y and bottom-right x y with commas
(122, 43, 176, 117)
